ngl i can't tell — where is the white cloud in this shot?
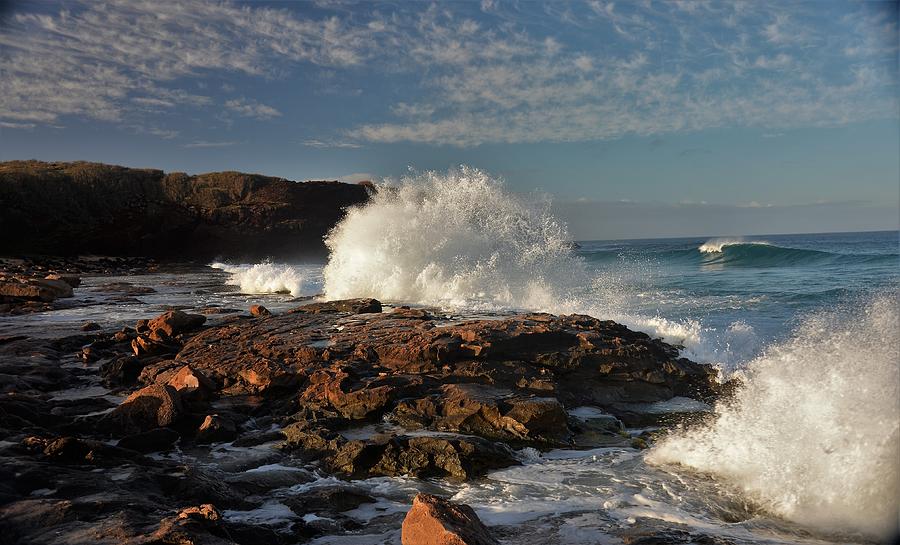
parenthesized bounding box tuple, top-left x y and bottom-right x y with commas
(0, 122, 36, 129)
(0, 0, 372, 131)
(183, 140, 238, 148)
(224, 98, 281, 119)
(0, 0, 896, 147)
(301, 139, 362, 149)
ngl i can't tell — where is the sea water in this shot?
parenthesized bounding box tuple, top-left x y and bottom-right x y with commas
(4, 167, 897, 543)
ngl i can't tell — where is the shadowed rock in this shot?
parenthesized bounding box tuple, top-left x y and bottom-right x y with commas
(0, 160, 371, 260)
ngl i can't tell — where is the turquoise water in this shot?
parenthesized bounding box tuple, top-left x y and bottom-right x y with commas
(574, 230, 899, 367)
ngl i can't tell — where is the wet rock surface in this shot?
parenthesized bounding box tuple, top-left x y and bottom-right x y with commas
(0, 294, 726, 544)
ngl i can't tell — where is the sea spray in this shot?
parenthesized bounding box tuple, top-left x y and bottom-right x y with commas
(322, 166, 762, 367)
(323, 166, 582, 310)
(647, 294, 900, 538)
(211, 261, 308, 296)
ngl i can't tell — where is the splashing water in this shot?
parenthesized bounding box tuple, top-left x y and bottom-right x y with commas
(699, 238, 771, 253)
(648, 295, 900, 539)
(323, 166, 581, 310)
(211, 261, 308, 296)
(322, 166, 763, 366)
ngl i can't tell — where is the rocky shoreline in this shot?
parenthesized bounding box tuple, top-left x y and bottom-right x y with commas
(0, 263, 727, 544)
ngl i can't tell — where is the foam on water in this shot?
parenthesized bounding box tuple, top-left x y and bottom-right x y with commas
(648, 294, 900, 539)
(211, 261, 310, 296)
(323, 166, 580, 311)
(699, 238, 770, 253)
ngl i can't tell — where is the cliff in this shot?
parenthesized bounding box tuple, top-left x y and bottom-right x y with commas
(0, 160, 371, 260)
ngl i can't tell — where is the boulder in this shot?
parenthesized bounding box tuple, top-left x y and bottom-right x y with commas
(165, 365, 215, 401)
(196, 415, 237, 444)
(147, 310, 207, 337)
(100, 355, 146, 387)
(395, 384, 570, 445)
(249, 304, 271, 317)
(401, 493, 499, 545)
(104, 384, 183, 434)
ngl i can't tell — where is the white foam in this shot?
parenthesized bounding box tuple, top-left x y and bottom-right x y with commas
(210, 261, 309, 296)
(648, 294, 900, 539)
(698, 238, 770, 253)
(323, 166, 580, 311)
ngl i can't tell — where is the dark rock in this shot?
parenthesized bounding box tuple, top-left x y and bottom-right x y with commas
(100, 355, 146, 387)
(81, 321, 101, 332)
(196, 414, 237, 443)
(117, 427, 180, 453)
(0, 160, 370, 260)
(401, 493, 499, 545)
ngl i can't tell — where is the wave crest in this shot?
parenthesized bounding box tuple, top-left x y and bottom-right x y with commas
(323, 166, 582, 310)
(698, 238, 770, 253)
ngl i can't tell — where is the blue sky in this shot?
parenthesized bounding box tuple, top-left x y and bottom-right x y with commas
(1, 0, 898, 238)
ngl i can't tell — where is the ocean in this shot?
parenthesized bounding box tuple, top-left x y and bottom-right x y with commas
(2, 167, 897, 543)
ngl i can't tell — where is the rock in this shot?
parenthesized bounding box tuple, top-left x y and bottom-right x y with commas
(131, 334, 179, 357)
(249, 304, 271, 317)
(117, 427, 180, 453)
(42, 436, 94, 463)
(165, 365, 215, 401)
(196, 415, 237, 443)
(100, 355, 146, 386)
(290, 298, 382, 314)
(81, 321, 101, 331)
(395, 384, 570, 445)
(0, 160, 370, 260)
(179, 504, 221, 522)
(45, 273, 81, 288)
(0, 279, 59, 302)
(147, 310, 207, 337)
(104, 384, 183, 434)
(401, 493, 499, 545)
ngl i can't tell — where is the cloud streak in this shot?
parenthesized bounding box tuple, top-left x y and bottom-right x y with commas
(0, 0, 896, 147)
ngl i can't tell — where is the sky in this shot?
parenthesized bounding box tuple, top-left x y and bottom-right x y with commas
(0, 0, 898, 239)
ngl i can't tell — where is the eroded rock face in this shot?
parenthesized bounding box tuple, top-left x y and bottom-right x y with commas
(0, 160, 371, 259)
(401, 493, 499, 545)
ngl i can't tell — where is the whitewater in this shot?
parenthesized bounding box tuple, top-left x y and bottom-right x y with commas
(199, 167, 898, 543)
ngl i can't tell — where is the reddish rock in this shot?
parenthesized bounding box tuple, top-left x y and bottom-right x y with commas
(249, 304, 271, 317)
(166, 365, 215, 401)
(105, 384, 183, 434)
(44, 273, 81, 288)
(289, 298, 382, 314)
(147, 310, 207, 337)
(401, 493, 499, 545)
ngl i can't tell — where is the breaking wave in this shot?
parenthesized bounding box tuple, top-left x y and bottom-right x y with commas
(648, 294, 900, 538)
(322, 166, 761, 367)
(698, 238, 771, 253)
(211, 261, 308, 296)
(323, 166, 581, 310)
